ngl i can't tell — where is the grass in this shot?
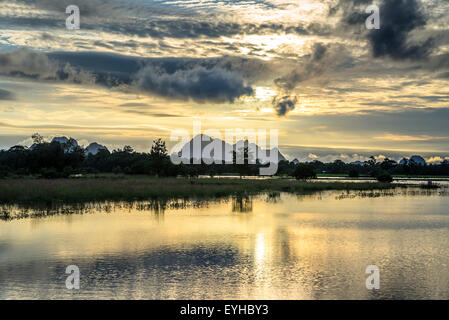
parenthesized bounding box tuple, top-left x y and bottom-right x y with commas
(317, 173, 449, 179)
(0, 176, 407, 204)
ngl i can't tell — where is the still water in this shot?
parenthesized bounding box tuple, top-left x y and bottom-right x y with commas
(1, 188, 449, 299)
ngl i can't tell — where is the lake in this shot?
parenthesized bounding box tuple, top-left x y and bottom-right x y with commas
(1, 187, 449, 299)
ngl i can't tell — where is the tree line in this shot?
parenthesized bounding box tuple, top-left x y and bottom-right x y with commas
(0, 135, 266, 178)
(1, 134, 448, 179)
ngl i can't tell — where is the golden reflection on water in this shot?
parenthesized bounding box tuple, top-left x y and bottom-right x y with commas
(1, 188, 449, 299)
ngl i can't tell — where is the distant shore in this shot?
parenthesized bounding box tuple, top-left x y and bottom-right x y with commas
(0, 176, 430, 204)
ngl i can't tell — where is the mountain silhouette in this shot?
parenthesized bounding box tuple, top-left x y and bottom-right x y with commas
(175, 134, 286, 164)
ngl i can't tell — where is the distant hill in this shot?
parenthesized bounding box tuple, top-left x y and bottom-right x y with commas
(51, 136, 79, 153)
(399, 155, 427, 166)
(33, 136, 109, 155)
(175, 134, 287, 164)
(84, 142, 109, 155)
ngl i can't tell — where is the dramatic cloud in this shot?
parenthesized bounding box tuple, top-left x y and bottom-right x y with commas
(271, 43, 350, 116)
(272, 95, 298, 116)
(52, 52, 261, 102)
(0, 49, 257, 103)
(0, 48, 58, 79)
(134, 65, 253, 103)
(0, 48, 95, 83)
(274, 43, 330, 92)
(336, 0, 435, 60)
(368, 0, 434, 60)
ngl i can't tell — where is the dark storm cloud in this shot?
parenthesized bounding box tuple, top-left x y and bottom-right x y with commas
(0, 89, 15, 100)
(335, 0, 435, 60)
(48, 51, 264, 102)
(368, 0, 434, 60)
(0, 48, 95, 83)
(0, 49, 260, 103)
(272, 95, 297, 116)
(134, 65, 253, 103)
(47, 51, 142, 85)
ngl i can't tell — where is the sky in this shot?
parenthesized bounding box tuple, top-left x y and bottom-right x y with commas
(0, 0, 448, 162)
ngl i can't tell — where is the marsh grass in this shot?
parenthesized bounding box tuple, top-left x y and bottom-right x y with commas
(0, 177, 407, 204)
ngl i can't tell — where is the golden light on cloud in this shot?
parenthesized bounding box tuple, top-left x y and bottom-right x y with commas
(254, 87, 276, 101)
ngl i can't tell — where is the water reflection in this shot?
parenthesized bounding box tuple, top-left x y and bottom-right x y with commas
(232, 195, 253, 213)
(0, 199, 218, 221)
(2, 187, 447, 221)
(1, 188, 449, 299)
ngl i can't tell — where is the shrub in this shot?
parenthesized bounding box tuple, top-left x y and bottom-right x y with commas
(292, 164, 317, 180)
(376, 172, 393, 183)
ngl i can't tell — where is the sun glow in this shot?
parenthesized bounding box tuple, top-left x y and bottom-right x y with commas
(254, 87, 276, 101)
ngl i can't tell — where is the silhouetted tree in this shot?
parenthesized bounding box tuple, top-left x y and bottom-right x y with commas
(31, 133, 44, 145)
(149, 139, 173, 177)
(380, 158, 397, 170)
(291, 164, 317, 180)
(376, 172, 393, 183)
